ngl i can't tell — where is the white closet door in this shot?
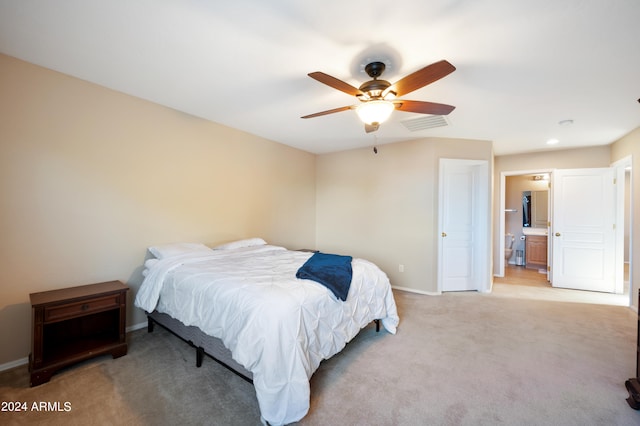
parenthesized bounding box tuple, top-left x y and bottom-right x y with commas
(438, 159, 489, 292)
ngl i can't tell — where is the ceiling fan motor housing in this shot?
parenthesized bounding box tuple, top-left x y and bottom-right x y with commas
(359, 62, 392, 100)
(359, 79, 391, 98)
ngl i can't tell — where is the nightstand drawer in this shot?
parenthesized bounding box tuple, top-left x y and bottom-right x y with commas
(44, 295, 120, 323)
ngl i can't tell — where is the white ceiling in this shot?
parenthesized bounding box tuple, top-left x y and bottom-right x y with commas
(1, 0, 639, 155)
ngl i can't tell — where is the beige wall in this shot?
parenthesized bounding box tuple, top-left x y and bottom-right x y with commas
(493, 146, 612, 274)
(315, 138, 494, 294)
(0, 54, 316, 366)
(611, 127, 640, 308)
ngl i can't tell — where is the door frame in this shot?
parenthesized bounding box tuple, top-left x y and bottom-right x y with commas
(437, 158, 490, 293)
(498, 163, 632, 303)
(611, 155, 634, 305)
(498, 169, 552, 278)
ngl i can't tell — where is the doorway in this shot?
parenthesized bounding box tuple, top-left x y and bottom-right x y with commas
(498, 161, 633, 305)
(613, 156, 634, 306)
(499, 170, 552, 278)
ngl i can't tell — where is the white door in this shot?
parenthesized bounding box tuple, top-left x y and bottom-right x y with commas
(438, 159, 489, 292)
(551, 168, 616, 292)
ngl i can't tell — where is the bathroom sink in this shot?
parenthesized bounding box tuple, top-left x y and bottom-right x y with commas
(522, 227, 548, 236)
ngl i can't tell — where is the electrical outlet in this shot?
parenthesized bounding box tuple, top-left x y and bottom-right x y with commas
(399, 264, 404, 273)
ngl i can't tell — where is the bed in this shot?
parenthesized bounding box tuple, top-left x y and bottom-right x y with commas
(134, 238, 399, 425)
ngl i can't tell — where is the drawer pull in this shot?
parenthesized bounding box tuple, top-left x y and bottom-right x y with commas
(44, 295, 120, 322)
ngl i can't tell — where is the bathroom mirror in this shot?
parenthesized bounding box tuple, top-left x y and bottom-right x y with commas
(522, 190, 548, 228)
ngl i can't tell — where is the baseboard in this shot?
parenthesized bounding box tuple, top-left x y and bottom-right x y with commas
(0, 357, 28, 372)
(391, 285, 494, 295)
(0, 322, 149, 373)
(391, 285, 441, 296)
(127, 321, 147, 333)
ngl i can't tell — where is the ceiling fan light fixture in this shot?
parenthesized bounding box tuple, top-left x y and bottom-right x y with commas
(356, 100, 394, 125)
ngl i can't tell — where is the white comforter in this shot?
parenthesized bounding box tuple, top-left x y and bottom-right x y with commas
(135, 244, 399, 425)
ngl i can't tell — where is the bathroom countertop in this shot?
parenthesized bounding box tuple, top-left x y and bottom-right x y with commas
(522, 227, 548, 236)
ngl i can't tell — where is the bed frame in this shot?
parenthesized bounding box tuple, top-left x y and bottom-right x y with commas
(147, 311, 253, 382)
(147, 311, 381, 383)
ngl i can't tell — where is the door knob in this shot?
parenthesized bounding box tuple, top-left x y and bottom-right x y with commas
(441, 232, 447, 237)
(555, 232, 561, 237)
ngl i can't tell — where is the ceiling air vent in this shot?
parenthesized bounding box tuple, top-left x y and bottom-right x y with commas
(400, 115, 449, 132)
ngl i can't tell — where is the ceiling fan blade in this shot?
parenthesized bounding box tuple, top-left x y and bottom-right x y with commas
(365, 123, 379, 133)
(308, 72, 364, 97)
(394, 100, 456, 115)
(391, 60, 456, 97)
(301, 105, 353, 119)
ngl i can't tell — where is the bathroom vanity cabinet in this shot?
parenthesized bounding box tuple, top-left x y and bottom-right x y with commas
(525, 235, 547, 270)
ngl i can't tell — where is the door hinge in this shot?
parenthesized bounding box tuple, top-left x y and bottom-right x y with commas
(614, 177, 617, 185)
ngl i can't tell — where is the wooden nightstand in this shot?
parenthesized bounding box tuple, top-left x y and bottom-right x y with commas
(28, 281, 128, 386)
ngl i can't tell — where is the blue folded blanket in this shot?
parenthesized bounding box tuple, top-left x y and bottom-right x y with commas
(296, 252, 353, 301)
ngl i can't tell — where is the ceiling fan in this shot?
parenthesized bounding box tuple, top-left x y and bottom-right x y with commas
(302, 60, 456, 133)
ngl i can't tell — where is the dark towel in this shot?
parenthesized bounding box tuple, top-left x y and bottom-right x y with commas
(296, 252, 353, 301)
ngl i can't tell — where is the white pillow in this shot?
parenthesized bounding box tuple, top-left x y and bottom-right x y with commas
(148, 242, 213, 259)
(212, 238, 267, 250)
(144, 258, 159, 268)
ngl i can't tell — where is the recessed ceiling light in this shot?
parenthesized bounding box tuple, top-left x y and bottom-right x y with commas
(546, 138, 559, 145)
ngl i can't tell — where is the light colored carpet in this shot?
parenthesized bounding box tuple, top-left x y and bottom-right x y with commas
(1, 284, 639, 425)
